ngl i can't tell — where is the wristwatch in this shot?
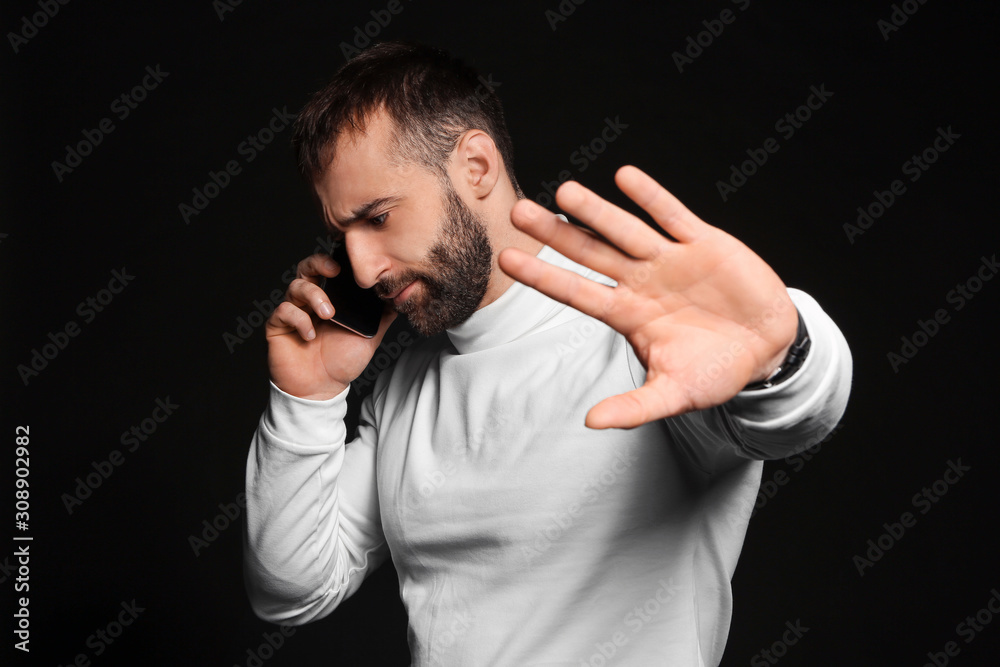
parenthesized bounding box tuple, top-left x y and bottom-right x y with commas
(742, 309, 810, 391)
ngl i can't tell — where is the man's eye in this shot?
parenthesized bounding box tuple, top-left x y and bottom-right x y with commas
(370, 213, 388, 227)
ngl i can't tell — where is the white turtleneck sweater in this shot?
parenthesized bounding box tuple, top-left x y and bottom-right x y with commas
(244, 245, 852, 666)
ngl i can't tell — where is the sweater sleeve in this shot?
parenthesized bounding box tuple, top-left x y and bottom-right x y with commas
(628, 288, 853, 472)
(243, 381, 388, 625)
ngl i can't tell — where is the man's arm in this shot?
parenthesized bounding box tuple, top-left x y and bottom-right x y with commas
(245, 383, 388, 624)
(499, 165, 849, 433)
(244, 251, 397, 624)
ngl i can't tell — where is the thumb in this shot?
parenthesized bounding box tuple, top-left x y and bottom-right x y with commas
(584, 380, 686, 429)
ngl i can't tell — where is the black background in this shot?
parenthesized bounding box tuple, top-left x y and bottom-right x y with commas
(4, 1, 999, 665)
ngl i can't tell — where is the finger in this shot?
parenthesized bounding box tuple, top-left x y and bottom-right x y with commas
(510, 199, 631, 279)
(585, 378, 689, 430)
(286, 278, 336, 320)
(554, 180, 671, 261)
(268, 300, 318, 341)
(499, 247, 620, 323)
(296, 253, 341, 283)
(614, 166, 708, 243)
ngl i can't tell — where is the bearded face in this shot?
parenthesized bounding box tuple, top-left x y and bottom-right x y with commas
(374, 179, 494, 336)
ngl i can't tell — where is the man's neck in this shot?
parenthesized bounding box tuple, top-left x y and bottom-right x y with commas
(479, 234, 544, 310)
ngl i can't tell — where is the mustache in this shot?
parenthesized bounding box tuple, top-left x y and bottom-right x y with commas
(375, 271, 425, 299)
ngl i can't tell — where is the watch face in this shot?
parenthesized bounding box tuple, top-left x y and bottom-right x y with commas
(325, 242, 384, 338)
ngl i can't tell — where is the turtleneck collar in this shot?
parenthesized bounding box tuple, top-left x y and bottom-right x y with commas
(445, 244, 614, 355)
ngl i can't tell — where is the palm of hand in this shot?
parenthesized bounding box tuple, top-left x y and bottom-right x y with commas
(499, 166, 797, 429)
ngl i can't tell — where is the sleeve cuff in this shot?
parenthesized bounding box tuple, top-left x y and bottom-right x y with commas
(261, 381, 351, 450)
(725, 287, 853, 451)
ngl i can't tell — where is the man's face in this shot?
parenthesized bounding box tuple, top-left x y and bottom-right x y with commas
(315, 112, 494, 336)
(377, 180, 493, 335)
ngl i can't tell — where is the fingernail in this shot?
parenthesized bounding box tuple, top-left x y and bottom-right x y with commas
(305, 329, 316, 341)
(318, 303, 334, 319)
(325, 257, 337, 271)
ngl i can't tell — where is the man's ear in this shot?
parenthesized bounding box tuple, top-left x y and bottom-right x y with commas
(453, 129, 500, 200)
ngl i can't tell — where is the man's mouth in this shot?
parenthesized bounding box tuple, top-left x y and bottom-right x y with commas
(392, 280, 418, 306)
(382, 279, 418, 306)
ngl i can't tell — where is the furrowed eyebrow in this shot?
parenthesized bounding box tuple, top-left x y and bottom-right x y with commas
(334, 195, 401, 227)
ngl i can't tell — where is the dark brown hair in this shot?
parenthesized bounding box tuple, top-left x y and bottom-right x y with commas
(292, 41, 522, 195)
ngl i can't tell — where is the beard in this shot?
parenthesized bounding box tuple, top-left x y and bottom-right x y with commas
(374, 180, 494, 336)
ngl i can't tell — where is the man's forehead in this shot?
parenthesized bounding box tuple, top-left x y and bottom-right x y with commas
(318, 124, 392, 201)
(319, 161, 424, 208)
(318, 164, 432, 230)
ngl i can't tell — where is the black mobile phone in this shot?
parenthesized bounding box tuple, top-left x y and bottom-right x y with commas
(324, 242, 384, 338)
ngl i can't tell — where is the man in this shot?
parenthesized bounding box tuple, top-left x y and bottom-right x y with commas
(244, 41, 851, 666)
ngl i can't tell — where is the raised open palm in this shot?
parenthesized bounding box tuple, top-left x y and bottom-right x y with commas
(498, 165, 798, 429)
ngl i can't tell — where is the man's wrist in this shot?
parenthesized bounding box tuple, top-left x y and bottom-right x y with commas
(743, 309, 810, 391)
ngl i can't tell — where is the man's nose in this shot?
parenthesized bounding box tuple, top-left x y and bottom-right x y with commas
(345, 236, 386, 290)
